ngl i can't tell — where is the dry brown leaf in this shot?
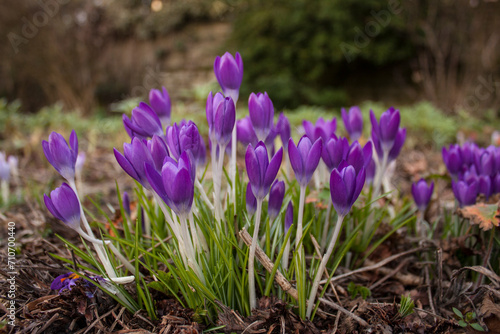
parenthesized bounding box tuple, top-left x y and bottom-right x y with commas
(458, 202, 500, 231)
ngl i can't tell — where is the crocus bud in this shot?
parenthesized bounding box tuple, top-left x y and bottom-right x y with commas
(123, 102, 163, 139)
(249, 92, 274, 142)
(206, 92, 225, 142)
(284, 201, 293, 234)
(166, 121, 201, 162)
(237, 117, 258, 147)
(475, 149, 495, 176)
(365, 158, 376, 184)
(288, 136, 323, 187)
(197, 134, 207, 167)
(213, 96, 236, 149)
(330, 165, 366, 217)
(114, 137, 155, 189)
(145, 152, 195, 217)
(0, 153, 10, 181)
(341, 106, 363, 141)
(303, 117, 337, 142)
(370, 107, 401, 152)
(268, 180, 285, 220)
(149, 87, 171, 128)
(42, 130, 78, 181)
(147, 135, 170, 171)
(478, 175, 492, 199)
(322, 135, 349, 173)
(276, 112, 291, 149)
(246, 183, 257, 216)
(452, 179, 478, 207)
(493, 173, 500, 193)
(44, 183, 81, 230)
(442, 144, 463, 178)
(213, 52, 243, 103)
(411, 179, 434, 212)
(347, 141, 373, 174)
(460, 142, 477, 167)
(245, 142, 283, 200)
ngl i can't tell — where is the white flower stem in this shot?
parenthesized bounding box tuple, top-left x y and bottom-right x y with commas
(248, 198, 263, 310)
(231, 126, 237, 213)
(282, 233, 291, 271)
(306, 214, 345, 319)
(296, 185, 307, 254)
(179, 214, 205, 284)
(320, 201, 332, 252)
(373, 150, 389, 198)
(195, 178, 214, 211)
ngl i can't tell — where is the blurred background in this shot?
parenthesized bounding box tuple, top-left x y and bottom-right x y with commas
(1, 0, 499, 113)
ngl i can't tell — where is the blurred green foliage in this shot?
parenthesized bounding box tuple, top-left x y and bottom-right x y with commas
(231, 0, 413, 108)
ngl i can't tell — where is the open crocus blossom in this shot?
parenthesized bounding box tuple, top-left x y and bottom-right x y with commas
(288, 136, 323, 187)
(452, 179, 478, 207)
(123, 102, 163, 139)
(303, 117, 337, 142)
(245, 142, 283, 200)
(213, 52, 243, 103)
(370, 107, 401, 152)
(330, 164, 366, 217)
(44, 183, 81, 231)
(43, 130, 78, 181)
(341, 106, 363, 141)
(146, 151, 195, 218)
(411, 179, 434, 212)
(149, 87, 171, 127)
(268, 180, 285, 220)
(248, 92, 274, 142)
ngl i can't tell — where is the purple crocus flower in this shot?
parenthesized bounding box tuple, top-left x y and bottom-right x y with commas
(197, 134, 207, 167)
(44, 183, 81, 230)
(478, 175, 493, 199)
(123, 102, 163, 139)
(147, 135, 170, 171)
(322, 135, 350, 173)
(213, 52, 244, 103)
(411, 179, 434, 212)
(149, 87, 171, 127)
(370, 107, 401, 152)
(214, 96, 236, 149)
(237, 116, 258, 147)
(460, 142, 478, 167)
(268, 180, 285, 220)
(285, 201, 293, 234)
(341, 106, 363, 141)
(365, 158, 376, 184)
(245, 142, 283, 200)
(114, 137, 156, 189)
(372, 128, 406, 163)
(276, 112, 291, 150)
(493, 173, 500, 193)
(452, 179, 478, 207)
(42, 130, 78, 181)
(0, 153, 10, 181)
(249, 92, 274, 141)
(166, 121, 201, 161)
(51, 272, 81, 292)
(475, 149, 495, 176)
(330, 165, 366, 217)
(206, 92, 225, 142)
(246, 183, 257, 216)
(442, 144, 463, 178)
(288, 136, 323, 187)
(145, 151, 195, 217)
(347, 141, 373, 174)
(303, 117, 337, 142)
